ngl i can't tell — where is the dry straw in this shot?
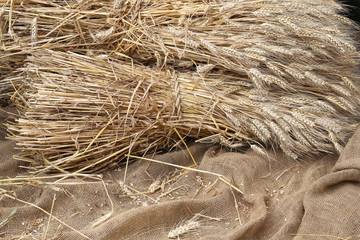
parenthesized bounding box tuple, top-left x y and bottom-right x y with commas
(1, 0, 360, 172)
(168, 214, 202, 239)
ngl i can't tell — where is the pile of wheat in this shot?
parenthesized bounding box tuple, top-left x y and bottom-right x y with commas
(1, 0, 360, 172)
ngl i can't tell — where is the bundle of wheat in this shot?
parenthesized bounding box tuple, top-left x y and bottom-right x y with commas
(2, 0, 360, 172)
(1, 0, 359, 73)
(8, 50, 252, 172)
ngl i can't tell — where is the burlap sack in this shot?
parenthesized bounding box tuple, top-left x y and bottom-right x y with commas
(0, 120, 359, 239)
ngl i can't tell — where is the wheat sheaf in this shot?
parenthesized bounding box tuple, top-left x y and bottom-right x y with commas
(1, 0, 359, 172)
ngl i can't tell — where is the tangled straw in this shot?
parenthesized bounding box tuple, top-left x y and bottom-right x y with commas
(1, 0, 360, 172)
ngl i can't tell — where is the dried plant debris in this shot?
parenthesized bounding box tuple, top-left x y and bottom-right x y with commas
(168, 214, 202, 239)
(1, 0, 359, 172)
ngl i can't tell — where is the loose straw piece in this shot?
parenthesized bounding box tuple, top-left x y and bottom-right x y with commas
(43, 194, 57, 240)
(127, 154, 243, 194)
(2, 193, 91, 240)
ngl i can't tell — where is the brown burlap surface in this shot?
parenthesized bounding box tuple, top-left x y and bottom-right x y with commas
(0, 119, 359, 239)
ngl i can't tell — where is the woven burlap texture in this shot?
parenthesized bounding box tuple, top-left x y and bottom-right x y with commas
(0, 126, 359, 239)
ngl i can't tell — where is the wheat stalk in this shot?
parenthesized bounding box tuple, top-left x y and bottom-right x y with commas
(168, 214, 201, 239)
